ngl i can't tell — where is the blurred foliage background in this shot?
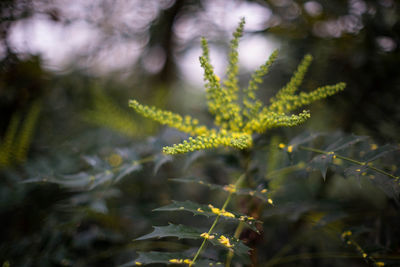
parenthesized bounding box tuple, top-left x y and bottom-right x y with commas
(0, 0, 399, 266)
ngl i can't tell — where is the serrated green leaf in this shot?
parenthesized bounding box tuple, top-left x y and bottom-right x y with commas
(135, 223, 204, 241)
(309, 153, 334, 180)
(120, 251, 220, 266)
(325, 135, 368, 152)
(154, 200, 260, 233)
(135, 224, 251, 257)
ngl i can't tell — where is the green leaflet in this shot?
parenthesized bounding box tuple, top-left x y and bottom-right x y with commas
(135, 224, 251, 258)
(136, 223, 204, 241)
(154, 200, 260, 233)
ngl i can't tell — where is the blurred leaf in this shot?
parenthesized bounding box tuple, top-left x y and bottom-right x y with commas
(183, 150, 205, 171)
(114, 162, 142, 182)
(288, 132, 323, 151)
(361, 144, 399, 163)
(22, 170, 114, 190)
(344, 165, 369, 178)
(344, 165, 368, 182)
(89, 200, 108, 213)
(372, 173, 400, 201)
(88, 170, 114, 189)
(314, 211, 348, 227)
(325, 135, 368, 152)
(309, 153, 334, 180)
(153, 154, 172, 175)
(82, 155, 104, 169)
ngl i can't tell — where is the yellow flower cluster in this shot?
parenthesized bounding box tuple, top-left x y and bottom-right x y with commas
(222, 184, 237, 193)
(169, 259, 193, 265)
(239, 215, 255, 221)
(218, 235, 233, 248)
(162, 131, 252, 155)
(208, 204, 235, 218)
(129, 18, 345, 155)
(200, 232, 215, 240)
(243, 49, 279, 120)
(279, 143, 293, 153)
(129, 100, 209, 136)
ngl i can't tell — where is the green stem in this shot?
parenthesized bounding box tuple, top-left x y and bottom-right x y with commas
(190, 174, 246, 266)
(298, 146, 399, 181)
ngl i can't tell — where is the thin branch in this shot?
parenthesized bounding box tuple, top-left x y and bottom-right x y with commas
(299, 146, 399, 181)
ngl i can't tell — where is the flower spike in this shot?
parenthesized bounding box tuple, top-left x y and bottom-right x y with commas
(129, 19, 345, 155)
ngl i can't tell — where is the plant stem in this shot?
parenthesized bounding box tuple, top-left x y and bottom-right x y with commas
(190, 173, 246, 266)
(298, 146, 399, 181)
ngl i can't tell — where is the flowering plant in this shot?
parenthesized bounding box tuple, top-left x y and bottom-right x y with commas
(129, 18, 345, 155)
